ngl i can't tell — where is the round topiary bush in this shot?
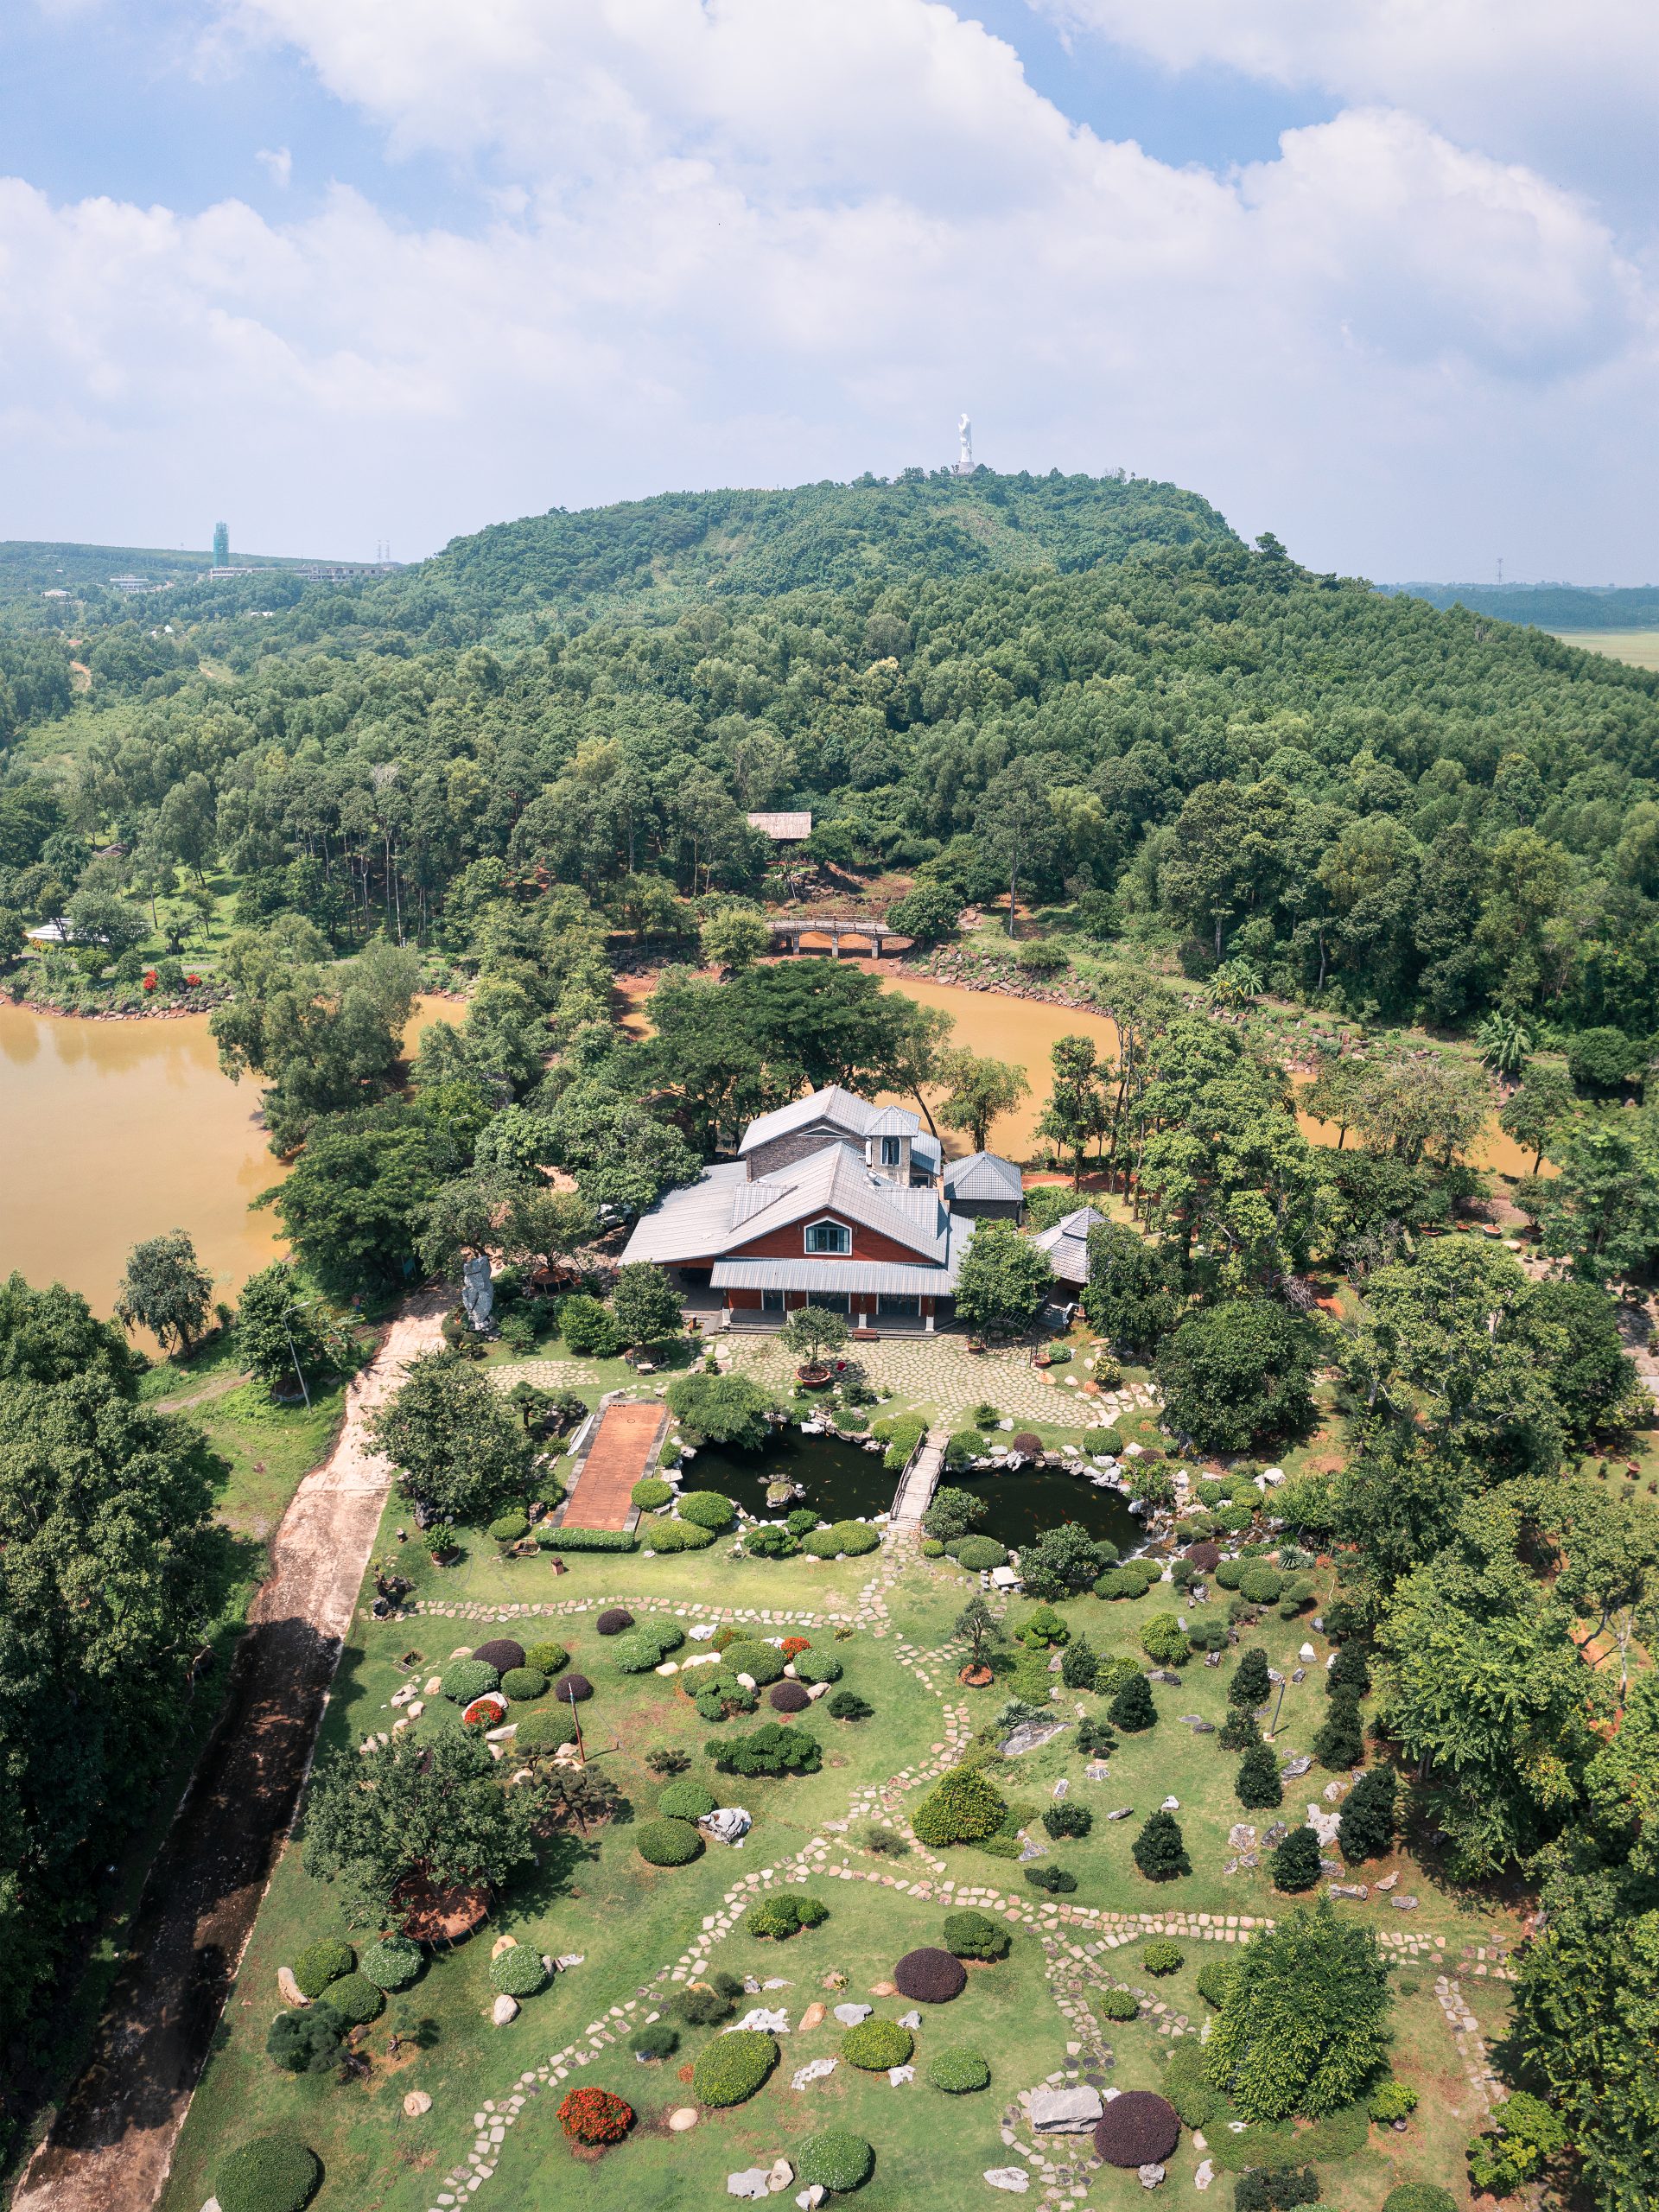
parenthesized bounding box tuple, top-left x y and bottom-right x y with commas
(770, 1680, 811, 1712)
(1240, 1563, 1284, 1605)
(554, 1673, 593, 1702)
(630, 2020, 679, 2061)
(215, 2134, 322, 2212)
(472, 1637, 526, 1674)
(929, 2046, 991, 2094)
(724, 1639, 786, 1685)
(442, 1659, 500, 1705)
(517, 1706, 579, 1753)
(1093, 2089, 1180, 2166)
(556, 2085, 634, 2144)
(692, 2027, 779, 2106)
(1142, 1938, 1184, 1975)
(1213, 1560, 1246, 1591)
(500, 1666, 548, 1702)
(290, 1939, 355, 2000)
(321, 1971, 384, 2025)
(650, 1517, 716, 1552)
(632, 1478, 674, 1510)
(943, 1909, 1010, 1961)
(490, 1945, 547, 1999)
(893, 1947, 968, 2003)
(1141, 1613, 1191, 1667)
(842, 2017, 914, 2069)
(359, 1936, 423, 1992)
(657, 1779, 718, 1820)
(798, 2131, 874, 2193)
(488, 1510, 530, 1546)
(1096, 1985, 1139, 2022)
(1185, 1540, 1222, 1573)
(920, 1537, 946, 1558)
(525, 1640, 569, 1675)
(637, 1818, 704, 1866)
(793, 1648, 842, 1685)
(677, 1490, 738, 1532)
(613, 1632, 670, 1674)
(595, 1608, 634, 1636)
(951, 1535, 1010, 1571)
(1382, 2190, 1456, 2212)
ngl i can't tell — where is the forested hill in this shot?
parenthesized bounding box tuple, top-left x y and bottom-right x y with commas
(1391, 581, 1659, 631)
(391, 469, 1238, 620)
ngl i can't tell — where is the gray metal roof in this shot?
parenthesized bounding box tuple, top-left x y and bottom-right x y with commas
(942, 1149, 1023, 1201)
(621, 1141, 954, 1269)
(738, 1084, 921, 1155)
(1031, 1205, 1105, 1286)
(620, 1162, 749, 1265)
(747, 810, 813, 840)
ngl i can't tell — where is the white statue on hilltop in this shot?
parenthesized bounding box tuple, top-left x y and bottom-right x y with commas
(957, 413, 973, 473)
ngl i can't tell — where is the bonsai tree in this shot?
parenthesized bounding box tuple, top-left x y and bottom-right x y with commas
(612, 1261, 683, 1349)
(953, 1595, 1005, 1675)
(780, 1305, 851, 1369)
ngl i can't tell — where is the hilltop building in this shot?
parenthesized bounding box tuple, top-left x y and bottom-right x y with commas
(213, 520, 230, 568)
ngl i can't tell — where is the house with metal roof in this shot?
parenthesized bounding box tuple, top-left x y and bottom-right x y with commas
(942, 1149, 1025, 1220)
(621, 1084, 1012, 1332)
(1030, 1204, 1105, 1289)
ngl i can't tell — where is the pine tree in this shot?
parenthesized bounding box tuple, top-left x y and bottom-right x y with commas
(1338, 1766, 1397, 1863)
(1218, 1706, 1262, 1751)
(1109, 1673, 1157, 1732)
(1236, 1743, 1284, 1809)
(1132, 1809, 1190, 1881)
(1313, 1690, 1365, 1771)
(1270, 1826, 1323, 1891)
(1230, 1647, 1271, 1708)
(1061, 1634, 1099, 1692)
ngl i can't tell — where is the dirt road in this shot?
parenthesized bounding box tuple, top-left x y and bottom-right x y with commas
(14, 1299, 446, 2212)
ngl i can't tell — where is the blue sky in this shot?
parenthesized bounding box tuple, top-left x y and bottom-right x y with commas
(1, 0, 1653, 580)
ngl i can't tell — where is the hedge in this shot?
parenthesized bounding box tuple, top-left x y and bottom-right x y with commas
(359, 1936, 422, 1991)
(500, 1667, 547, 1701)
(441, 1659, 499, 1704)
(677, 1490, 738, 1531)
(537, 1526, 638, 1553)
(631, 1478, 674, 1510)
(648, 1517, 716, 1551)
(804, 1520, 881, 1558)
(1096, 1565, 1158, 1599)
(797, 2130, 874, 2192)
(842, 2018, 914, 2069)
(950, 1535, 1009, 1571)
(724, 1639, 786, 1685)
(1213, 1559, 1246, 1590)
(709, 1721, 821, 1777)
(943, 1909, 1009, 1961)
(920, 1537, 946, 1558)
(637, 1818, 704, 1866)
(613, 1633, 671, 1674)
(792, 1648, 842, 1685)
(929, 2047, 992, 2093)
(490, 1945, 547, 1999)
(517, 1705, 579, 1752)
(656, 1780, 718, 1821)
(215, 2135, 322, 2212)
(320, 1971, 383, 2025)
(290, 1940, 355, 2000)
(1161, 2040, 1223, 2128)
(691, 2027, 779, 2106)
(524, 1640, 569, 1675)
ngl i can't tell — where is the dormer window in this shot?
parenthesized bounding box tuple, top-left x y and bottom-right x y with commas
(804, 1219, 851, 1255)
(880, 1136, 901, 1166)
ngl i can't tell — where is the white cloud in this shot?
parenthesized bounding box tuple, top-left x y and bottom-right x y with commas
(0, 0, 1652, 578)
(255, 144, 293, 188)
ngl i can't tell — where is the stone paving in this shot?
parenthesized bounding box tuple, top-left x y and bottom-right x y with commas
(722, 1334, 1160, 1432)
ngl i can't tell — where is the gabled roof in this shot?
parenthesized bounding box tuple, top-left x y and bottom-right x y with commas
(738, 1085, 921, 1155)
(713, 1211, 980, 1295)
(1031, 1204, 1105, 1287)
(942, 1150, 1023, 1202)
(728, 1141, 947, 1262)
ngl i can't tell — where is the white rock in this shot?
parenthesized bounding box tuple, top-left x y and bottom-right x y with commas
(655, 1661, 679, 1675)
(689, 1621, 718, 1639)
(681, 1650, 721, 1669)
(985, 2169, 1031, 2193)
(1029, 2086, 1103, 2133)
(407, 1699, 424, 1718)
(668, 2106, 699, 2130)
(797, 2188, 827, 2209)
(1139, 2165, 1166, 2190)
(767, 2158, 795, 2191)
(1299, 1643, 1317, 1662)
(729, 2007, 790, 2035)
(834, 2003, 873, 2025)
(728, 2170, 772, 2199)
(276, 1967, 307, 2007)
(492, 1994, 519, 2025)
(888, 2064, 915, 2085)
(703, 1807, 753, 1844)
(897, 2010, 922, 2029)
(492, 1934, 518, 1959)
(404, 2089, 432, 2117)
(806, 1681, 830, 1700)
(735, 1671, 758, 1689)
(791, 2057, 838, 2090)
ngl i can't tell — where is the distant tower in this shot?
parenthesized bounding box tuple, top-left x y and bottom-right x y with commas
(955, 414, 974, 475)
(213, 520, 230, 569)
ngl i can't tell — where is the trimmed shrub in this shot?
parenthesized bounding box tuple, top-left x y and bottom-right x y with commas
(1015, 1603, 1071, 1649)
(677, 1490, 737, 1531)
(1196, 1958, 1238, 2010)
(724, 1639, 787, 1685)
(692, 2027, 779, 2106)
(500, 1667, 548, 1702)
(632, 1477, 674, 1510)
(1132, 1810, 1190, 1881)
(1162, 2040, 1223, 2128)
(441, 1659, 500, 1705)
(673, 1974, 744, 2026)
(792, 1648, 843, 1685)
(488, 1511, 530, 1546)
(648, 1516, 715, 1551)
(556, 2086, 634, 2143)
(1094, 1655, 1141, 1700)
(613, 1633, 671, 1674)
(537, 1526, 638, 1554)
(1233, 2170, 1320, 2212)
(1270, 1827, 1324, 1891)
(1382, 2190, 1456, 2212)
(797, 2131, 874, 2193)
(1109, 1675, 1157, 1732)
(630, 2020, 679, 2061)
(750, 1893, 829, 1940)
(290, 1939, 355, 2000)
(930, 2046, 991, 2094)
(944, 1909, 1010, 1961)
(595, 1608, 634, 1636)
(1213, 1559, 1246, 1590)
(920, 1537, 946, 1558)
(637, 1818, 704, 1866)
(771, 1680, 811, 1713)
(1043, 1802, 1092, 1840)
(525, 1640, 569, 1675)
(1338, 1766, 1397, 1863)
(842, 2017, 914, 2069)
(1240, 1564, 1284, 1606)
(1219, 1707, 1262, 1751)
(804, 1519, 881, 1558)
(912, 1765, 1008, 1847)
(1094, 2090, 1180, 2166)
(894, 1947, 968, 2003)
(1329, 1643, 1372, 1697)
(1025, 1866, 1077, 1893)
(951, 1535, 1009, 1571)
(1186, 1621, 1229, 1654)
(473, 1637, 526, 1674)
(1314, 1694, 1367, 1771)
(215, 2136, 322, 2212)
(1141, 1613, 1191, 1667)
(1229, 1648, 1272, 1707)
(490, 1946, 547, 1999)
(827, 1690, 872, 1722)
(359, 1936, 422, 1992)
(1096, 1985, 1139, 2022)
(709, 1721, 821, 1777)
(657, 1780, 718, 1821)
(266, 2004, 345, 2075)
(746, 1525, 800, 1559)
(554, 1673, 593, 1702)
(518, 1705, 579, 1753)
(1236, 1743, 1284, 1809)
(1142, 1938, 1184, 1975)
(1185, 1540, 1222, 1573)
(321, 1971, 384, 2025)
(1368, 2082, 1419, 2123)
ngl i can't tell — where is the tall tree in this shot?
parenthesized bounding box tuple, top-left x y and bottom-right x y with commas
(116, 1228, 215, 1353)
(936, 1047, 1030, 1153)
(975, 759, 1063, 938)
(367, 1349, 535, 1524)
(1205, 1901, 1393, 2122)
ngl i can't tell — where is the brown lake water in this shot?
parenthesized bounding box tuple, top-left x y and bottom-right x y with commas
(0, 996, 457, 1317)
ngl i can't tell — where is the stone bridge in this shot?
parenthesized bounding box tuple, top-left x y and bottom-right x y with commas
(766, 915, 904, 957)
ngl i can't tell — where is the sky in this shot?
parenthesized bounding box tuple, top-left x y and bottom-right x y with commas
(1, 0, 1656, 582)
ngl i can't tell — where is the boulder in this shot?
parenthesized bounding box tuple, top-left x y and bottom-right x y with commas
(732, 2007, 791, 2035)
(403, 2090, 432, 2117)
(835, 2003, 872, 2025)
(1139, 2166, 1166, 2190)
(871, 1980, 897, 1997)
(1030, 2086, 1104, 2133)
(1227, 1824, 1257, 1851)
(1280, 1756, 1313, 1779)
(668, 2107, 699, 2131)
(703, 1807, 753, 1845)
(492, 1934, 518, 1960)
(492, 1995, 519, 2025)
(1194, 2162, 1215, 2193)
(797, 2189, 827, 2210)
(1160, 1796, 1180, 1812)
(888, 2064, 916, 2085)
(897, 2010, 922, 2030)
(276, 1967, 308, 2007)
(791, 2057, 838, 2090)
(1390, 1895, 1420, 1910)
(799, 2002, 827, 2031)
(1376, 1872, 1399, 1892)
(729, 2170, 772, 2199)
(985, 2170, 1032, 2194)
(767, 2159, 794, 2191)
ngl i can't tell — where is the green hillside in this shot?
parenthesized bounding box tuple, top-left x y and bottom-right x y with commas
(1392, 580, 1659, 631)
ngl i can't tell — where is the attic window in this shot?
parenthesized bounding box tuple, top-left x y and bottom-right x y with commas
(804, 1219, 851, 1255)
(880, 1135, 902, 1166)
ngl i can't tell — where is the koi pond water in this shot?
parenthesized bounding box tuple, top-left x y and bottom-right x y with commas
(685, 1427, 1143, 1556)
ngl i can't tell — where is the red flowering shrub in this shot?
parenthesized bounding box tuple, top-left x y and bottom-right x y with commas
(558, 2087, 634, 2145)
(184, 973, 200, 987)
(462, 1694, 506, 1728)
(781, 1637, 811, 1659)
(142, 971, 158, 993)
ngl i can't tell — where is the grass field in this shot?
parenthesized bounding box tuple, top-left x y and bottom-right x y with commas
(1549, 627, 1659, 671)
(159, 1433, 1515, 2212)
